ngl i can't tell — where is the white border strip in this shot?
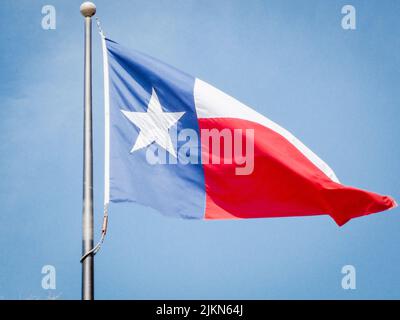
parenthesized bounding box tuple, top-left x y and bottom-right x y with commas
(100, 34, 111, 205)
(194, 78, 339, 183)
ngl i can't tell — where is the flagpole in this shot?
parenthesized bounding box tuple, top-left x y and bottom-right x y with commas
(80, 1, 96, 300)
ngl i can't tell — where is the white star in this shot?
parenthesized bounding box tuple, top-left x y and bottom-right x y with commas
(121, 88, 185, 157)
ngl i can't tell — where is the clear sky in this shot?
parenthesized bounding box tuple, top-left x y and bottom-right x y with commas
(0, 0, 399, 299)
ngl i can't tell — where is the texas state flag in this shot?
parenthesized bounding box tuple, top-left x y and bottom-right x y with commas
(101, 37, 396, 226)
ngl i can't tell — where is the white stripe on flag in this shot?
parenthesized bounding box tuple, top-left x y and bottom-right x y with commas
(193, 78, 339, 183)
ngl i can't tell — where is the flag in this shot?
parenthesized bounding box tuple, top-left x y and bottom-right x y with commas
(101, 37, 396, 226)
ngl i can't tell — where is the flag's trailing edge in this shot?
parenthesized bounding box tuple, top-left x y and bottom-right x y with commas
(100, 35, 396, 226)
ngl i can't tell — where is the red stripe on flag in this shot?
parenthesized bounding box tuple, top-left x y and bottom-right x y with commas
(198, 118, 396, 225)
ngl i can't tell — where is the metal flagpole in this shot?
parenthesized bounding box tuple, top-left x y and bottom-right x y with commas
(80, 1, 96, 300)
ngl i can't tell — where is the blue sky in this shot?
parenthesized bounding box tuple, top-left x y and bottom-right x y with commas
(0, 0, 399, 299)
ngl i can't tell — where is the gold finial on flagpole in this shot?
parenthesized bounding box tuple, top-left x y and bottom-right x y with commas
(80, 2, 96, 17)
